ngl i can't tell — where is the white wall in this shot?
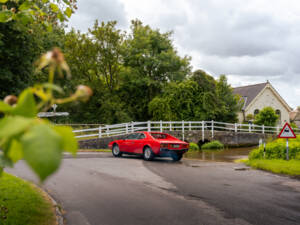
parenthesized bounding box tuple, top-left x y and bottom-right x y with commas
(245, 86, 290, 126)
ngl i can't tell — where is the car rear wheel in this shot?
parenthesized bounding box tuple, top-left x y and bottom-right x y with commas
(172, 152, 183, 162)
(143, 147, 154, 161)
(112, 144, 122, 157)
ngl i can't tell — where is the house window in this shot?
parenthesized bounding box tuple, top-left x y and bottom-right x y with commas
(254, 109, 260, 115)
(276, 109, 281, 123)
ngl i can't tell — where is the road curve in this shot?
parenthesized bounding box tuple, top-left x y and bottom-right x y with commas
(6, 152, 300, 225)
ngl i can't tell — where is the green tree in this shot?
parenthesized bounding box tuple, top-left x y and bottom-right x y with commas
(120, 20, 191, 120)
(215, 75, 239, 122)
(254, 107, 279, 126)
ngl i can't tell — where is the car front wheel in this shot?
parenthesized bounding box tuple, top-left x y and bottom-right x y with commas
(112, 144, 122, 157)
(143, 147, 154, 161)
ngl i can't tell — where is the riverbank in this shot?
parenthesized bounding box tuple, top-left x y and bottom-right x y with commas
(0, 173, 56, 225)
(246, 159, 300, 177)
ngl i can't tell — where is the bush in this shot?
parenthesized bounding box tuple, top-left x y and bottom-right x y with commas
(249, 136, 300, 160)
(201, 140, 224, 150)
(189, 142, 200, 151)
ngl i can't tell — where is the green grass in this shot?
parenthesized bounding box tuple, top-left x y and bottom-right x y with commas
(78, 149, 111, 152)
(246, 159, 300, 176)
(201, 140, 224, 150)
(0, 173, 56, 225)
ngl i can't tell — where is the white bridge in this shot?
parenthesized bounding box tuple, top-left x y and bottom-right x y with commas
(72, 121, 300, 141)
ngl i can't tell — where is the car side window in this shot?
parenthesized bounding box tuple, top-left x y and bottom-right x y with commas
(126, 133, 139, 140)
(137, 133, 146, 140)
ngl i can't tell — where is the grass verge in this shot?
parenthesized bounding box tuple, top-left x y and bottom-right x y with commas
(246, 159, 300, 176)
(0, 173, 56, 225)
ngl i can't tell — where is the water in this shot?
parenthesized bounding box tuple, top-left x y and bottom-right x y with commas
(184, 147, 257, 162)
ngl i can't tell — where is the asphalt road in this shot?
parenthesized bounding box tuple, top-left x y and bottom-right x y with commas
(6, 152, 300, 225)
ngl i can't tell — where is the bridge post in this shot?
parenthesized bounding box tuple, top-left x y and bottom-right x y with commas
(202, 121, 204, 142)
(262, 125, 265, 134)
(182, 120, 185, 140)
(131, 122, 134, 133)
(106, 125, 109, 136)
(249, 124, 251, 133)
(234, 123, 237, 132)
(160, 120, 163, 132)
(98, 126, 102, 138)
(189, 121, 192, 131)
(211, 120, 214, 138)
(126, 123, 129, 134)
(147, 121, 151, 132)
(169, 123, 172, 131)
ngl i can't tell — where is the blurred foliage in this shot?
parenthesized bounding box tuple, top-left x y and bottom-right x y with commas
(188, 142, 200, 151)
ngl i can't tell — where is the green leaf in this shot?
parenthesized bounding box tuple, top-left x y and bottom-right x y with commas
(64, 7, 72, 18)
(0, 116, 33, 139)
(19, 1, 32, 10)
(0, 101, 12, 113)
(8, 140, 23, 163)
(21, 124, 63, 181)
(53, 126, 77, 155)
(0, 11, 12, 23)
(0, 167, 3, 176)
(0, 0, 8, 3)
(12, 89, 37, 118)
(50, 3, 59, 12)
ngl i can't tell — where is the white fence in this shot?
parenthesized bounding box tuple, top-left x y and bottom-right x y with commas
(73, 121, 300, 141)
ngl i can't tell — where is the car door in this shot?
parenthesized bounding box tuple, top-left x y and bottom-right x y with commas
(133, 133, 146, 154)
(122, 133, 139, 153)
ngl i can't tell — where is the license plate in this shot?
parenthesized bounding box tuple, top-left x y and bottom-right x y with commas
(172, 144, 180, 148)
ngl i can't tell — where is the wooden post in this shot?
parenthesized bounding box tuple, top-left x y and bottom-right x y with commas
(99, 126, 102, 138)
(189, 121, 192, 131)
(147, 121, 151, 132)
(126, 123, 128, 134)
(182, 120, 185, 140)
(131, 122, 134, 133)
(169, 123, 172, 131)
(202, 121, 204, 142)
(234, 123, 237, 132)
(106, 125, 109, 137)
(211, 120, 214, 139)
(262, 125, 265, 134)
(160, 120, 163, 132)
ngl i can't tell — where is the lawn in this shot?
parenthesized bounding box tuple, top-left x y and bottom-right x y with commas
(0, 173, 56, 225)
(246, 159, 300, 176)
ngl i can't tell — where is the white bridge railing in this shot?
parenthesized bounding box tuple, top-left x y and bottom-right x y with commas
(73, 121, 300, 141)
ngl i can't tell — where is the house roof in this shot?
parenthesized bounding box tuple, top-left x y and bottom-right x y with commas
(290, 109, 300, 121)
(233, 82, 267, 109)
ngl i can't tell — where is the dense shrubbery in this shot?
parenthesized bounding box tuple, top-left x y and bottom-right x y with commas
(249, 136, 300, 160)
(201, 141, 224, 150)
(189, 142, 200, 151)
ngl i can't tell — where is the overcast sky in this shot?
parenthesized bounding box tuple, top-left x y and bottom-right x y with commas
(68, 0, 300, 109)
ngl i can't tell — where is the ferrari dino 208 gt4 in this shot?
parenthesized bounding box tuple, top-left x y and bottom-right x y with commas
(108, 132, 189, 161)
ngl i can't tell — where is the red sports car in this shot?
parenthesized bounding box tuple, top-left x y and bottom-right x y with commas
(108, 131, 189, 161)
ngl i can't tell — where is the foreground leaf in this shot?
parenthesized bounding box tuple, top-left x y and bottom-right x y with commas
(0, 101, 12, 113)
(21, 124, 63, 181)
(0, 116, 33, 139)
(53, 126, 77, 155)
(8, 140, 23, 163)
(13, 89, 37, 118)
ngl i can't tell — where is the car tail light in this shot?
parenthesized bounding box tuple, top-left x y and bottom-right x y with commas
(160, 143, 169, 148)
(182, 144, 188, 148)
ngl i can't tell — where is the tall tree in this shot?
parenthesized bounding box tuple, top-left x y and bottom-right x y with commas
(120, 20, 191, 121)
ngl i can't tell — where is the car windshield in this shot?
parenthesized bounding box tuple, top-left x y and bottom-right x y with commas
(150, 133, 168, 139)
